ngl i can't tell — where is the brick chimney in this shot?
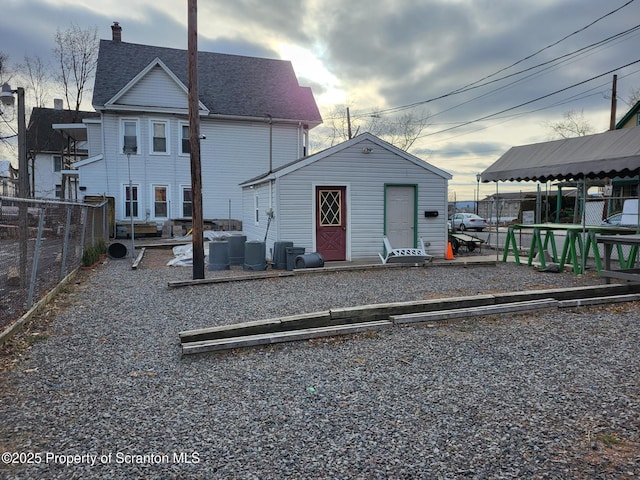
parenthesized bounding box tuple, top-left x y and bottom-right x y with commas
(111, 21, 122, 42)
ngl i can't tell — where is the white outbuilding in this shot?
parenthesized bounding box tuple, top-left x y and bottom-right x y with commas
(240, 133, 452, 262)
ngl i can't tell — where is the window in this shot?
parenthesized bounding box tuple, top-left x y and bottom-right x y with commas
(637, 112, 640, 126)
(180, 123, 190, 155)
(150, 120, 169, 154)
(122, 119, 139, 154)
(153, 185, 168, 218)
(53, 155, 62, 172)
(55, 184, 62, 198)
(124, 184, 139, 218)
(254, 195, 259, 225)
(182, 187, 192, 217)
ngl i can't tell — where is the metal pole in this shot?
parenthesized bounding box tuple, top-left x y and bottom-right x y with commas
(16, 87, 28, 287)
(127, 153, 135, 258)
(27, 206, 46, 308)
(60, 205, 72, 280)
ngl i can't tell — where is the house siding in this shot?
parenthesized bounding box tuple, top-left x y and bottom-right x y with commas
(79, 112, 306, 224)
(86, 122, 103, 157)
(272, 138, 449, 260)
(116, 66, 187, 109)
(33, 155, 61, 198)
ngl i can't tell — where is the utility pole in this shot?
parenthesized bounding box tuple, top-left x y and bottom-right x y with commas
(603, 74, 617, 219)
(609, 74, 617, 130)
(346, 107, 352, 139)
(188, 0, 205, 279)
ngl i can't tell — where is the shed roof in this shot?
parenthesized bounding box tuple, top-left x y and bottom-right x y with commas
(481, 126, 640, 183)
(241, 132, 452, 187)
(93, 40, 322, 125)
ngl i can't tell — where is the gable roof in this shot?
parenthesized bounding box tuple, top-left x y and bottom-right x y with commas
(240, 132, 452, 186)
(481, 125, 640, 183)
(26, 108, 99, 153)
(616, 100, 640, 129)
(93, 39, 322, 125)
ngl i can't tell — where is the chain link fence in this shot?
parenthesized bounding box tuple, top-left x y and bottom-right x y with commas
(0, 196, 109, 333)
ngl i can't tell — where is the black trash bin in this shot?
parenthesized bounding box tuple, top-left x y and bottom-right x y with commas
(285, 246, 305, 271)
(273, 241, 293, 269)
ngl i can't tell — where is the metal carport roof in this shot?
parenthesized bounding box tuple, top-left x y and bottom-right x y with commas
(481, 125, 640, 183)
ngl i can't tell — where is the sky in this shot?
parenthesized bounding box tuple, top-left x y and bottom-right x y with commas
(1, 0, 640, 200)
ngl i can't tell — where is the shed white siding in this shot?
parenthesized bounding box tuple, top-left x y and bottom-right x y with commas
(241, 134, 450, 261)
(278, 139, 448, 259)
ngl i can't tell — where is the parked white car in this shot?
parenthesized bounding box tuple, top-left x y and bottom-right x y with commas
(450, 213, 487, 231)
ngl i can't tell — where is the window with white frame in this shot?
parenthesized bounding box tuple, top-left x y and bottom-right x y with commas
(181, 186, 192, 218)
(150, 120, 169, 154)
(180, 123, 190, 155)
(55, 184, 62, 198)
(153, 185, 168, 218)
(121, 119, 139, 154)
(254, 194, 260, 225)
(124, 184, 139, 218)
(53, 155, 62, 172)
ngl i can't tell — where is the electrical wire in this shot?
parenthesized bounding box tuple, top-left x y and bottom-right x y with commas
(323, 0, 638, 122)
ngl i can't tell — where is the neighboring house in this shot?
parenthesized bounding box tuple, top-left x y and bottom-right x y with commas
(0, 159, 17, 196)
(76, 23, 321, 233)
(26, 102, 99, 199)
(615, 100, 640, 129)
(240, 133, 452, 261)
(611, 101, 640, 205)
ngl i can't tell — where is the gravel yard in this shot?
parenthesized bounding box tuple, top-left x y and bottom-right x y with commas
(0, 249, 639, 479)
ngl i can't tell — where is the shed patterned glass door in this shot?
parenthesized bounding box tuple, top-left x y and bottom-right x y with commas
(316, 186, 346, 261)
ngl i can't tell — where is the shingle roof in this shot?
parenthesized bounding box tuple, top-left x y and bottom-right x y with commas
(26, 108, 99, 153)
(93, 40, 322, 125)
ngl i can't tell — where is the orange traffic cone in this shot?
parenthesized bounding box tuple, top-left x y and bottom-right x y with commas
(445, 242, 455, 260)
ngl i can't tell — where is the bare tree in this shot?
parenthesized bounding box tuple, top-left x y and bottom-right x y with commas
(17, 55, 51, 108)
(314, 105, 430, 152)
(625, 86, 640, 107)
(53, 23, 98, 112)
(544, 109, 594, 139)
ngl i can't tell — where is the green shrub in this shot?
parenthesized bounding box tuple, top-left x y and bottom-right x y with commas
(81, 244, 100, 267)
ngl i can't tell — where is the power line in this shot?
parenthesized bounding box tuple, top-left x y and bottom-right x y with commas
(345, 0, 637, 119)
(419, 58, 640, 139)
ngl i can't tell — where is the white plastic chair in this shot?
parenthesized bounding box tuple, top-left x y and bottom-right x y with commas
(378, 236, 432, 264)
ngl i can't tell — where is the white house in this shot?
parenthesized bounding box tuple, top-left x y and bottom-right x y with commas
(240, 133, 452, 261)
(76, 23, 322, 233)
(26, 104, 98, 199)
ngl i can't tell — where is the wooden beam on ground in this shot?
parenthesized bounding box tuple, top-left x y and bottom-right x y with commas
(391, 298, 559, 325)
(132, 247, 146, 270)
(181, 320, 392, 355)
(168, 271, 294, 288)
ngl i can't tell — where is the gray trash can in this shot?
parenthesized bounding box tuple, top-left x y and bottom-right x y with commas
(273, 241, 293, 269)
(295, 252, 325, 269)
(208, 240, 230, 271)
(228, 234, 247, 266)
(285, 246, 305, 271)
(244, 241, 266, 271)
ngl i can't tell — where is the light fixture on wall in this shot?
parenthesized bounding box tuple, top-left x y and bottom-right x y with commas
(362, 147, 373, 154)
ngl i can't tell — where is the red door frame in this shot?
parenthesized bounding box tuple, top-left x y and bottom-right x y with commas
(315, 186, 347, 261)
